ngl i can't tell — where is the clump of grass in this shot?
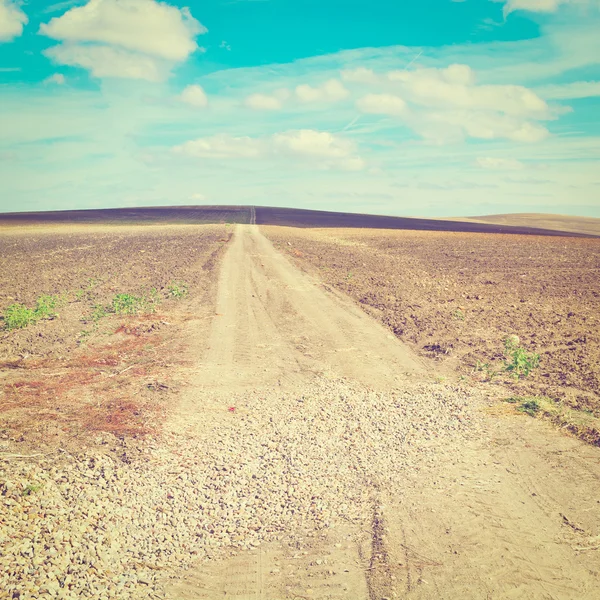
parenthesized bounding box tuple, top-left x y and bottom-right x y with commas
(504, 395, 542, 416)
(3, 304, 37, 329)
(87, 288, 161, 323)
(3, 294, 60, 330)
(111, 293, 150, 315)
(167, 281, 188, 299)
(34, 294, 58, 319)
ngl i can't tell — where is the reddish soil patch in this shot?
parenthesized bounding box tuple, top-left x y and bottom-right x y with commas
(264, 226, 600, 415)
(0, 224, 228, 448)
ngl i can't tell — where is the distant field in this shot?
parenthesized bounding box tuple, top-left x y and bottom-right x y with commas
(0, 206, 252, 227)
(1, 206, 596, 238)
(446, 213, 600, 237)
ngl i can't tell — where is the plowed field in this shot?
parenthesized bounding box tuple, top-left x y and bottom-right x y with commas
(264, 226, 600, 421)
(0, 224, 228, 446)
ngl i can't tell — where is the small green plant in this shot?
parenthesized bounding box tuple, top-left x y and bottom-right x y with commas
(452, 309, 465, 321)
(504, 335, 540, 379)
(3, 294, 59, 330)
(22, 483, 42, 496)
(111, 293, 146, 315)
(474, 360, 500, 382)
(167, 281, 188, 299)
(91, 304, 108, 321)
(78, 329, 93, 344)
(4, 303, 37, 329)
(34, 294, 58, 319)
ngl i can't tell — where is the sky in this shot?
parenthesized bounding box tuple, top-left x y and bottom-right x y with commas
(0, 0, 599, 217)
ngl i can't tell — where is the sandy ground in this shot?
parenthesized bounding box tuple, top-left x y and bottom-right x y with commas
(163, 226, 600, 599)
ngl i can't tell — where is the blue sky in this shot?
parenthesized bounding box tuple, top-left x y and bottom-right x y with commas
(1, 0, 599, 217)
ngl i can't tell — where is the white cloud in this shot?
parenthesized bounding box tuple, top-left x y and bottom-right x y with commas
(40, 0, 205, 80)
(503, 0, 563, 14)
(357, 93, 407, 116)
(273, 130, 355, 159)
(45, 44, 165, 81)
(501, 0, 600, 15)
(0, 0, 27, 42)
(341, 67, 378, 84)
(173, 130, 364, 170)
(536, 80, 600, 99)
(386, 65, 548, 118)
(180, 84, 208, 108)
(476, 157, 525, 170)
(425, 110, 549, 143)
(189, 192, 206, 201)
(350, 64, 551, 143)
(44, 73, 66, 85)
(244, 93, 282, 110)
(173, 134, 266, 159)
(295, 79, 349, 103)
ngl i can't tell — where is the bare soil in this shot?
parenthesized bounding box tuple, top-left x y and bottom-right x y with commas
(263, 226, 600, 425)
(0, 224, 228, 447)
(2, 223, 600, 600)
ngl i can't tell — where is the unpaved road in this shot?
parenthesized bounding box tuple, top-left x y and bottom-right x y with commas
(165, 225, 600, 599)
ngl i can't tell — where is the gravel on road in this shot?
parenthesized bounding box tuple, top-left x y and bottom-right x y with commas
(0, 379, 483, 599)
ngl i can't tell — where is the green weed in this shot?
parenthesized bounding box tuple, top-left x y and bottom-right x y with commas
(22, 483, 43, 496)
(504, 336, 540, 379)
(111, 293, 148, 315)
(504, 395, 541, 416)
(91, 304, 108, 322)
(34, 294, 58, 319)
(474, 360, 500, 382)
(3, 294, 60, 330)
(167, 281, 188, 299)
(452, 309, 465, 321)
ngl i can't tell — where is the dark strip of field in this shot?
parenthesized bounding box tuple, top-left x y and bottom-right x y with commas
(0, 205, 595, 238)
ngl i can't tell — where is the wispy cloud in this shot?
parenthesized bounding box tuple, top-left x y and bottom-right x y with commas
(173, 129, 365, 171)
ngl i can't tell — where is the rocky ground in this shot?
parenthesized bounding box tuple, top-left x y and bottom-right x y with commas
(0, 379, 482, 599)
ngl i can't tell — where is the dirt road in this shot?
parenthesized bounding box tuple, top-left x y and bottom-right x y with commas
(165, 226, 600, 599)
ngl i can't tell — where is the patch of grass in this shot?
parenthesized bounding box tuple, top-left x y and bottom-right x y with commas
(519, 398, 541, 416)
(452, 309, 465, 321)
(3, 294, 60, 330)
(112, 293, 147, 315)
(504, 395, 542, 416)
(504, 395, 600, 446)
(167, 281, 188, 299)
